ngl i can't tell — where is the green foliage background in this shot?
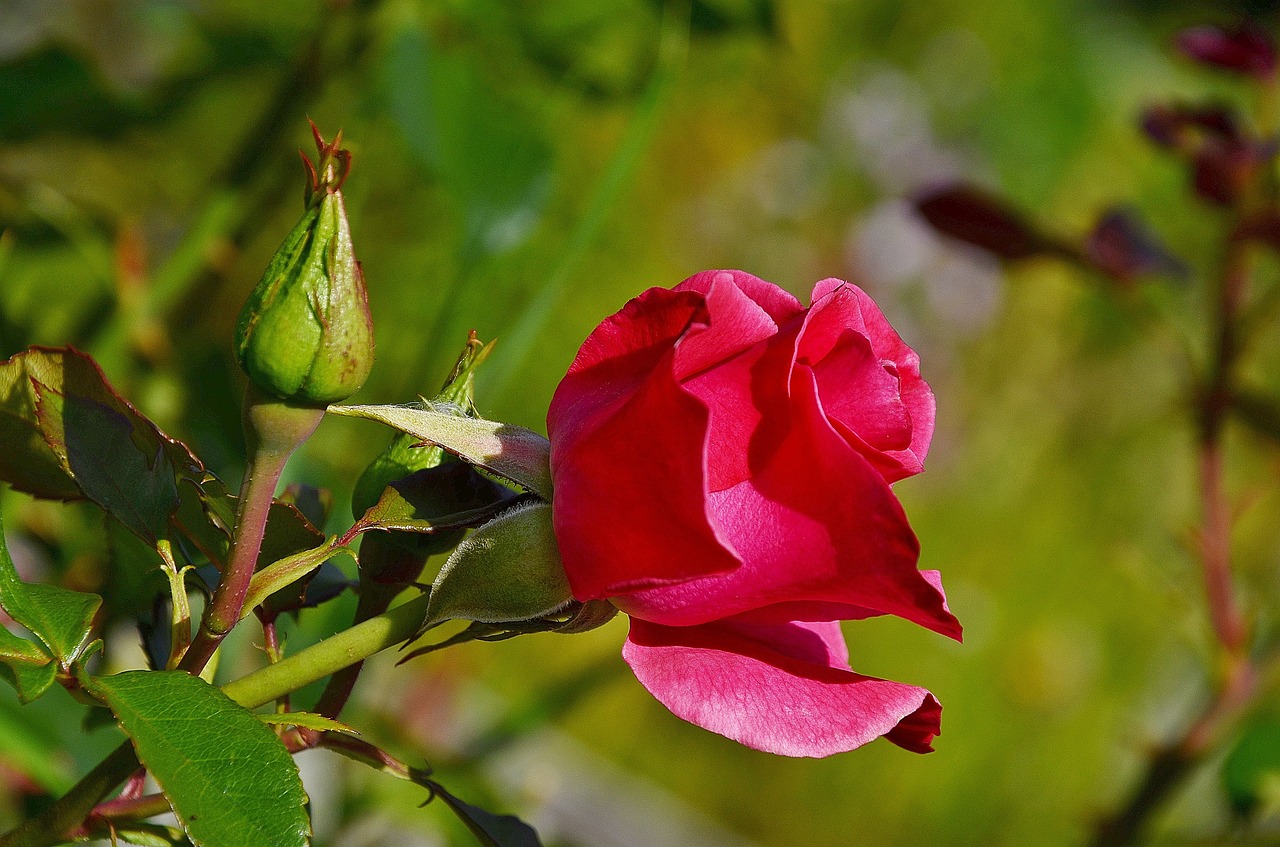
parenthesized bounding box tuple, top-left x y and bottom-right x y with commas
(1, 0, 1279, 845)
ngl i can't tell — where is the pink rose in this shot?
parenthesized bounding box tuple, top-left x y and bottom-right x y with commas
(547, 270, 960, 757)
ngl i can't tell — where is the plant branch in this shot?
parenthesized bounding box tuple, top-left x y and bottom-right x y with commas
(220, 591, 431, 710)
(1091, 658, 1258, 847)
(312, 574, 402, 719)
(0, 744, 141, 847)
(1091, 215, 1258, 846)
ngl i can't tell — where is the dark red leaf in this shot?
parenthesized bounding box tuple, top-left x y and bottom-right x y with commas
(1085, 208, 1187, 282)
(914, 184, 1053, 259)
(1176, 23, 1277, 78)
(1140, 103, 1241, 149)
(1192, 139, 1258, 206)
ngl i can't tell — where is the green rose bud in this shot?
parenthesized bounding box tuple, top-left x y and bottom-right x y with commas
(234, 124, 374, 405)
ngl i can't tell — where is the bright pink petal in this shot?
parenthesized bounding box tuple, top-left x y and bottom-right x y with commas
(615, 366, 961, 640)
(730, 569, 958, 630)
(623, 618, 942, 757)
(670, 276, 797, 492)
(672, 271, 784, 378)
(548, 289, 741, 599)
(676, 269, 805, 324)
(810, 279, 934, 479)
(806, 326, 912, 451)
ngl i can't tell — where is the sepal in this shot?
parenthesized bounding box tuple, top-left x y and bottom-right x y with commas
(422, 502, 571, 630)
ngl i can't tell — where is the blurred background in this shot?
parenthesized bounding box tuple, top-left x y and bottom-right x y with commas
(2, 0, 1280, 845)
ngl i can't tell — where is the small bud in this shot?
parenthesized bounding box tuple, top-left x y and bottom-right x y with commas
(235, 124, 374, 405)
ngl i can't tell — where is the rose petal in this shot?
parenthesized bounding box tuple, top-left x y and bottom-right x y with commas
(615, 366, 961, 640)
(548, 288, 741, 599)
(549, 287, 706, 448)
(670, 275, 799, 492)
(807, 326, 912, 453)
(672, 271, 785, 378)
(810, 279, 934, 478)
(623, 618, 942, 757)
(676, 269, 805, 324)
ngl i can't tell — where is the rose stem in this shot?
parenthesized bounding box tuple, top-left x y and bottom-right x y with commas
(180, 389, 324, 674)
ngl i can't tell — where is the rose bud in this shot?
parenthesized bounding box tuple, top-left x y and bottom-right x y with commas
(234, 125, 374, 405)
(547, 270, 961, 757)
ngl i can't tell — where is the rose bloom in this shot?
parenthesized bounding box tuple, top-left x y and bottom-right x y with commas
(547, 270, 960, 757)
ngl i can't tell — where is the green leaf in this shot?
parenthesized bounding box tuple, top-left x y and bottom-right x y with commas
(0, 347, 208, 545)
(328, 404, 552, 500)
(0, 346, 84, 499)
(32, 350, 189, 544)
(430, 781, 544, 847)
(0, 510, 101, 671)
(242, 539, 349, 619)
(1224, 718, 1280, 816)
(278, 484, 333, 532)
(102, 516, 170, 625)
(258, 712, 357, 735)
(172, 474, 236, 568)
(0, 659, 58, 704)
(351, 334, 495, 521)
(112, 823, 190, 847)
(425, 502, 571, 630)
(256, 502, 343, 618)
(0, 624, 49, 667)
(86, 670, 311, 847)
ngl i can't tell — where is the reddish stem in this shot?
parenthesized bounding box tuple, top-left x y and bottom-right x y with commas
(181, 389, 324, 675)
(1197, 442, 1247, 656)
(180, 447, 291, 673)
(1092, 214, 1257, 846)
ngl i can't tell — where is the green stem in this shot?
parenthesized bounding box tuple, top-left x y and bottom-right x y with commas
(222, 592, 430, 709)
(312, 577, 401, 718)
(181, 389, 324, 674)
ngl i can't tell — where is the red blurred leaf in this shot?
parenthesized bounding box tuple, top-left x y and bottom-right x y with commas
(1141, 103, 1242, 149)
(1176, 23, 1277, 78)
(1139, 103, 1265, 206)
(1192, 140, 1258, 206)
(1085, 208, 1187, 283)
(914, 184, 1055, 259)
